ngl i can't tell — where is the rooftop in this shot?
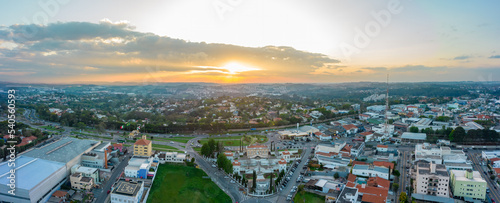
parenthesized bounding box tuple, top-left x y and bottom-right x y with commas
(134, 139, 151, 146)
(0, 156, 65, 191)
(451, 170, 486, 183)
(21, 137, 99, 164)
(401, 132, 426, 140)
(112, 180, 143, 197)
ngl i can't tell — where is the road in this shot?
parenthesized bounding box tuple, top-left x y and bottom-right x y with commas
(396, 145, 414, 203)
(275, 146, 313, 203)
(95, 154, 131, 203)
(468, 152, 500, 203)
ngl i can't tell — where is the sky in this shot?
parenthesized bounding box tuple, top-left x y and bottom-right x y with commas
(0, 0, 499, 84)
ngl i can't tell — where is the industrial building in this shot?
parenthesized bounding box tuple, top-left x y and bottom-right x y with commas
(110, 179, 145, 203)
(0, 156, 66, 203)
(21, 137, 100, 174)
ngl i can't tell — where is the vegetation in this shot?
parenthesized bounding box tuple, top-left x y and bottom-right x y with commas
(147, 164, 231, 203)
(293, 191, 325, 203)
(399, 192, 408, 203)
(216, 153, 233, 174)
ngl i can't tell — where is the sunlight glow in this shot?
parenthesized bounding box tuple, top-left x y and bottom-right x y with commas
(222, 62, 260, 74)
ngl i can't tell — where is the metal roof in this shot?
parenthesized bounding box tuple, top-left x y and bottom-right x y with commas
(0, 156, 65, 190)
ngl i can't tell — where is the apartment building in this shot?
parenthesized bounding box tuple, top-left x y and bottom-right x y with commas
(415, 162, 449, 197)
(134, 135, 152, 157)
(450, 169, 487, 201)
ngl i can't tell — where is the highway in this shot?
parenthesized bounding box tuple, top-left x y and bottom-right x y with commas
(468, 152, 500, 203)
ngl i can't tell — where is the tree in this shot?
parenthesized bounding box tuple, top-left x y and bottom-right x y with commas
(252, 170, 257, 190)
(208, 139, 216, 157)
(393, 169, 400, 177)
(191, 157, 195, 163)
(269, 173, 274, 193)
(0, 139, 4, 147)
(76, 122, 86, 130)
(392, 183, 399, 191)
(409, 126, 419, 133)
(97, 122, 106, 134)
(334, 172, 340, 179)
(449, 127, 466, 143)
(400, 192, 408, 203)
(201, 143, 210, 157)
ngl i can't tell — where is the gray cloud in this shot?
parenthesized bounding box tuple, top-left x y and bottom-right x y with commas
(453, 55, 471, 60)
(489, 55, 500, 59)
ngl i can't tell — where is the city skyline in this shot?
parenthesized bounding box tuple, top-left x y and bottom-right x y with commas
(1, 0, 500, 83)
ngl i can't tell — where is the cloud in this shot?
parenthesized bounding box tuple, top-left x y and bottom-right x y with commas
(83, 66, 99, 70)
(0, 21, 341, 83)
(453, 55, 471, 60)
(489, 55, 500, 59)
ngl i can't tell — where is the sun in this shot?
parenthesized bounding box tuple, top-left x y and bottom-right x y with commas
(222, 62, 259, 74)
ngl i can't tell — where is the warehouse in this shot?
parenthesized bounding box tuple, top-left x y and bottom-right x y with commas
(0, 156, 66, 203)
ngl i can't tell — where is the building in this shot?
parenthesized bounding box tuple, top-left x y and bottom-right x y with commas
(401, 132, 426, 143)
(350, 142, 365, 157)
(110, 180, 145, 203)
(481, 150, 500, 160)
(80, 142, 113, 169)
(71, 164, 100, 184)
(415, 162, 449, 197)
(376, 145, 388, 152)
(352, 164, 390, 179)
(444, 163, 473, 172)
(232, 161, 242, 174)
(246, 144, 269, 158)
(0, 156, 66, 203)
(70, 172, 94, 190)
(450, 169, 487, 201)
(134, 135, 152, 157)
(164, 152, 186, 163)
(280, 150, 291, 162)
(20, 137, 100, 174)
(125, 157, 153, 179)
(337, 187, 358, 203)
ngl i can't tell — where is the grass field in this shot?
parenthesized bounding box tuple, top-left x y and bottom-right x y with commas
(71, 131, 113, 140)
(198, 135, 268, 146)
(40, 126, 64, 132)
(154, 137, 194, 143)
(147, 164, 231, 203)
(293, 191, 325, 203)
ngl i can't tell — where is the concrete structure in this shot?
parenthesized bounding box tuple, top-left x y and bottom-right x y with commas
(232, 161, 242, 174)
(81, 142, 113, 169)
(125, 157, 153, 179)
(153, 151, 186, 164)
(71, 164, 100, 184)
(352, 164, 389, 179)
(110, 180, 144, 203)
(337, 187, 358, 203)
(415, 162, 449, 197)
(444, 163, 473, 172)
(450, 169, 487, 201)
(481, 150, 500, 160)
(376, 145, 388, 152)
(246, 144, 269, 158)
(401, 132, 426, 143)
(133, 135, 152, 157)
(21, 137, 99, 174)
(70, 172, 94, 190)
(0, 156, 66, 203)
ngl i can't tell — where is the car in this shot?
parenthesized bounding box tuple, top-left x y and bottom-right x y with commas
(107, 190, 110, 194)
(212, 164, 216, 168)
(224, 176, 229, 179)
(230, 180, 236, 183)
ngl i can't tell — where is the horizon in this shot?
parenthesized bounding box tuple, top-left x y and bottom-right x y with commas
(1, 0, 499, 83)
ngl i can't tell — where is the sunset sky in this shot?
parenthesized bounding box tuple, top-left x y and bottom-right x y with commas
(1, 0, 500, 84)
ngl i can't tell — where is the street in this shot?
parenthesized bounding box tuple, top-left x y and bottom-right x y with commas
(468, 151, 500, 203)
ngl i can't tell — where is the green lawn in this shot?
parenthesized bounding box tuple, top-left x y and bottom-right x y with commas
(40, 126, 64, 132)
(293, 191, 325, 203)
(147, 164, 231, 203)
(199, 139, 242, 146)
(72, 131, 112, 140)
(152, 144, 180, 150)
(199, 135, 268, 146)
(193, 147, 201, 153)
(154, 137, 194, 144)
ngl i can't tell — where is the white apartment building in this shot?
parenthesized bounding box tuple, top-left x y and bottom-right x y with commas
(415, 162, 450, 197)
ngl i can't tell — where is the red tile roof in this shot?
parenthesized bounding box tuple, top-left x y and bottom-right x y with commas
(134, 139, 151, 146)
(16, 136, 37, 147)
(493, 168, 500, 175)
(343, 124, 358, 131)
(233, 161, 241, 166)
(247, 144, 267, 149)
(52, 190, 68, 198)
(315, 151, 338, 157)
(356, 185, 388, 203)
(278, 159, 287, 164)
(361, 194, 387, 203)
(352, 161, 369, 166)
(314, 132, 323, 136)
(359, 132, 373, 136)
(367, 177, 390, 189)
(373, 161, 394, 169)
(490, 158, 500, 162)
(376, 145, 388, 148)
